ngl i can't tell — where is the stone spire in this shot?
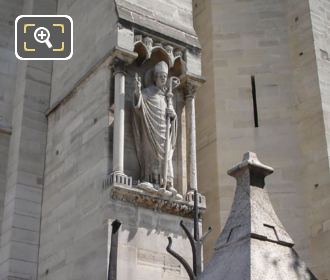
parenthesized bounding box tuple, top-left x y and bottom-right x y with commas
(201, 152, 317, 280)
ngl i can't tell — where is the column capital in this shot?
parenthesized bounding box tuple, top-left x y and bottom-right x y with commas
(109, 46, 138, 74)
(185, 83, 198, 100)
(183, 74, 206, 99)
(110, 47, 138, 65)
(111, 57, 126, 75)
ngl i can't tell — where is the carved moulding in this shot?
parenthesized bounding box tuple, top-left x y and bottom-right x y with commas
(108, 184, 206, 218)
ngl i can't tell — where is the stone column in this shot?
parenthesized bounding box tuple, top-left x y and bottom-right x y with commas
(185, 80, 206, 206)
(112, 59, 126, 174)
(105, 56, 134, 188)
(103, 48, 137, 189)
(186, 84, 198, 193)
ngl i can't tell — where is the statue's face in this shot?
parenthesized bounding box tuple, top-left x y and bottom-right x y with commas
(154, 72, 168, 88)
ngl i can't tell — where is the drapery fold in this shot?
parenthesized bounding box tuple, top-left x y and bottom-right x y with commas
(133, 85, 177, 185)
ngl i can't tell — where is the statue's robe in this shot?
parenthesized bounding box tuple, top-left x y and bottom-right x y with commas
(133, 85, 177, 186)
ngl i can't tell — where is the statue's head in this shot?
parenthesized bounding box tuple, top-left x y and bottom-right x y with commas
(153, 61, 168, 88)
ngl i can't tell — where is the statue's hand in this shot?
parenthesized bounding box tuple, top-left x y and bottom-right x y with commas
(166, 108, 176, 120)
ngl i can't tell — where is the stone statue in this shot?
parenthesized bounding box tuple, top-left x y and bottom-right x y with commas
(133, 61, 181, 198)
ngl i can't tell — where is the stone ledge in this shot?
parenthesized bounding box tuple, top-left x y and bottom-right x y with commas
(108, 185, 205, 218)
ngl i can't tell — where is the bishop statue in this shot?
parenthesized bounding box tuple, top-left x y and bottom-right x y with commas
(133, 61, 181, 198)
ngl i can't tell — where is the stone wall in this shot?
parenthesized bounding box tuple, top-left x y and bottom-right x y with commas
(38, 65, 111, 279)
(39, 3, 121, 276)
(307, 0, 330, 277)
(2, 0, 328, 279)
(40, 54, 193, 280)
(39, 1, 198, 278)
(50, 0, 118, 107)
(193, 1, 330, 278)
(0, 0, 22, 243)
(194, 0, 305, 264)
(0, 0, 19, 129)
(0, 0, 55, 279)
(108, 211, 193, 280)
(192, 0, 222, 262)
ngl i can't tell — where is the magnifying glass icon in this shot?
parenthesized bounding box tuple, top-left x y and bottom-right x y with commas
(34, 27, 53, 49)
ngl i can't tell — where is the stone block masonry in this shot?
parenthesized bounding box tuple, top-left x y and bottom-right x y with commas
(193, 0, 330, 278)
(0, 0, 55, 279)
